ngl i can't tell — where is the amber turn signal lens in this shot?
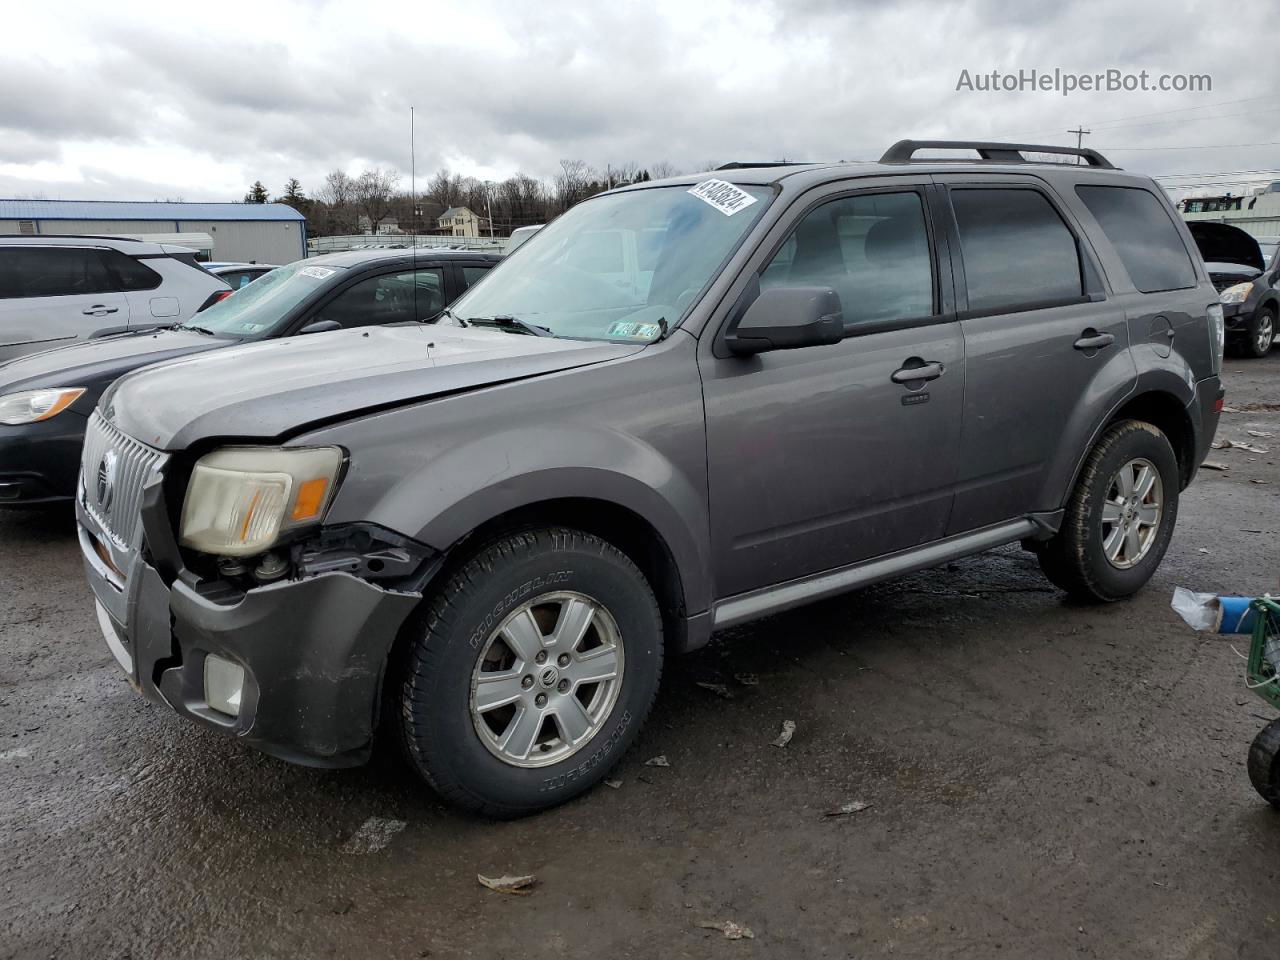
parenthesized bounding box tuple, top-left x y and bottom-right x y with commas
(290, 476, 330, 523)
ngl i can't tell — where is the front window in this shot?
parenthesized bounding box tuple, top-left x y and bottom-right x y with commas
(184, 262, 346, 338)
(449, 183, 772, 341)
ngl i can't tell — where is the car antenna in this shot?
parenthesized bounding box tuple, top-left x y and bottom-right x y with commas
(410, 105, 418, 329)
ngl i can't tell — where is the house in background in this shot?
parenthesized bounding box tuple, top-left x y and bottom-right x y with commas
(357, 215, 401, 235)
(437, 206, 483, 238)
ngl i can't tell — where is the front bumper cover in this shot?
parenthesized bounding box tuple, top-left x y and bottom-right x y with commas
(79, 493, 421, 768)
(0, 412, 87, 506)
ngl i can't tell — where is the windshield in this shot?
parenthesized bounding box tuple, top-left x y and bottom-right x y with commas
(185, 262, 343, 338)
(450, 182, 772, 341)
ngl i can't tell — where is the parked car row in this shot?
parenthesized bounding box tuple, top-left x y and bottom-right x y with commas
(0, 141, 1226, 817)
(1186, 223, 1279, 358)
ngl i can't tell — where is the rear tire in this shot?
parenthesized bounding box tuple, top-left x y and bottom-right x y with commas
(1243, 306, 1276, 359)
(397, 527, 663, 817)
(1036, 419, 1179, 602)
(1248, 718, 1280, 808)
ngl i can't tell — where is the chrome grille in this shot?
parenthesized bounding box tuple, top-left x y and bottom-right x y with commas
(80, 412, 168, 551)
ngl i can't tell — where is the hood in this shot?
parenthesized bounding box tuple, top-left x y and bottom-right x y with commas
(1188, 222, 1266, 272)
(104, 323, 645, 450)
(0, 329, 228, 394)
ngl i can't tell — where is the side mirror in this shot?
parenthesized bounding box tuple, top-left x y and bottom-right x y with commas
(299, 319, 343, 335)
(725, 286, 844, 356)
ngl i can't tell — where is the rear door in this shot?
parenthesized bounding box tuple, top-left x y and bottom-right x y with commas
(933, 175, 1133, 533)
(698, 179, 966, 598)
(0, 246, 131, 361)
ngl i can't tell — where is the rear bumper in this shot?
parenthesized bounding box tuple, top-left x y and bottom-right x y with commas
(1186, 375, 1224, 486)
(0, 413, 86, 506)
(78, 495, 420, 768)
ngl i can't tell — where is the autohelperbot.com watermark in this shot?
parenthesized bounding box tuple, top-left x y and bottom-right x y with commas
(956, 68, 1211, 96)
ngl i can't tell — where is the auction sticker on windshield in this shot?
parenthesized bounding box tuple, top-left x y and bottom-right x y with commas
(688, 179, 759, 216)
(300, 266, 336, 280)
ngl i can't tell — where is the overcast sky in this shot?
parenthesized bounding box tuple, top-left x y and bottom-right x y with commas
(4, 0, 1277, 202)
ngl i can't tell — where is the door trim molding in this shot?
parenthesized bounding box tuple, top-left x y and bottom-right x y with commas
(710, 518, 1038, 629)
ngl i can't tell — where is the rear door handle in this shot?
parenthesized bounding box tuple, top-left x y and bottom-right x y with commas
(82, 305, 119, 316)
(1073, 330, 1115, 351)
(891, 361, 944, 384)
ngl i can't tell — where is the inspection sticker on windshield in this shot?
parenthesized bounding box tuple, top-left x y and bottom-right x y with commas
(608, 321, 663, 341)
(688, 178, 758, 216)
(300, 266, 335, 280)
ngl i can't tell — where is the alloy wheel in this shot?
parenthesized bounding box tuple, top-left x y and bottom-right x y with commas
(1100, 457, 1163, 569)
(469, 591, 625, 768)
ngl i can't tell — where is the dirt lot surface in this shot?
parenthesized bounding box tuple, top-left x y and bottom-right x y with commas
(3, 356, 1279, 960)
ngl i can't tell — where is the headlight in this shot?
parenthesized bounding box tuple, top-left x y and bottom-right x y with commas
(179, 446, 343, 557)
(1219, 282, 1254, 305)
(1207, 302, 1224, 374)
(0, 387, 86, 425)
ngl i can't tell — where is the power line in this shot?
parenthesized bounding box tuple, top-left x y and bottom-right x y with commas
(996, 95, 1272, 141)
(1154, 167, 1280, 180)
(1099, 141, 1280, 151)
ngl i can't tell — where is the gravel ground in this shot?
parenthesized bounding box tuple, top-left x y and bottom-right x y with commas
(2, 356, 1279, 960)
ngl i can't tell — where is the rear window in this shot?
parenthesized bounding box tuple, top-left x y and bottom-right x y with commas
(1076, 185, 1196, 293)
(187, 261, 344, 338)
(0, 247, 116, 299)
(951, 188, 1083, 313)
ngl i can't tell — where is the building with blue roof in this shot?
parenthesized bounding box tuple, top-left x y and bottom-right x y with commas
(0, 199, 307, 264)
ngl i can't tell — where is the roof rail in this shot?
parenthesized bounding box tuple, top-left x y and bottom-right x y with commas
(880, 140, 1115, 169)
(0, 233, 146, 242)
(716, 161, 810, 170)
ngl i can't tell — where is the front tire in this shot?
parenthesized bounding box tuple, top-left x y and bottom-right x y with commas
(1248, 718, 1280, 808)
(397, 527, 663, 817)
(1036, 420, 1180, 602)
(1243, 306, 1276, 359)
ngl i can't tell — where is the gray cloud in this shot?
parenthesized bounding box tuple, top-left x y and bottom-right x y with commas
(1, 0, 1275, 202)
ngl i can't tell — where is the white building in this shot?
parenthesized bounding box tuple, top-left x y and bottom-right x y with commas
(1180, 183, 1280, 239)
(0, 199, 308, 264)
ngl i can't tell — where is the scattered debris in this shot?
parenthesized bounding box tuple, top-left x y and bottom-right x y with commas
(695, 681, 734, 699)
(1198, 548, 1210, 554)
(734, 673, 760, 686)
(1200, 461, 1229, 471)
(341, 816, 407, 854)
(644, 755, 670, 767)
(0, 747, 31, 762)
(1222, 401, 1280, 413)
(771, 720, 797, 748)
(1247, 430, 1274, 439)
(1236, 441, 1269, 454)
(477, 873, 537, 896)
(603, 779, 622, 789)
(696, 920, 755, 940)
(1211, 439, 1232, 450)
(1251, 479, 1270, 485)
(824, 800, 873, 819)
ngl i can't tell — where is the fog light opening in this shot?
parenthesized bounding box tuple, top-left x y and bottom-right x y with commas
(204, 655, 245, 717)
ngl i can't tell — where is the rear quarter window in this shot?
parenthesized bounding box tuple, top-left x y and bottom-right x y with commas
(1075, 185, 1197, 294)
(0, 247, 116, 299)
(103, 251, 162, 291)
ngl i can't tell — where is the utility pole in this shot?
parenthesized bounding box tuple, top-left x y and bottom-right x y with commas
(1068, 126, 1091, 164)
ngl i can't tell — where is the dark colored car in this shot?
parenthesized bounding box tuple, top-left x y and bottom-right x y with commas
(78, 140, 1222, 816)
(0, 249, 497, 505)
(1188, 222, 1278, 357)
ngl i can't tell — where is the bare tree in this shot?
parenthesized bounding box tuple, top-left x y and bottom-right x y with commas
(354, 168, 401, 235)
(316, 170, 358, 234)
(649, 161, 679, 180)
(554, 159, 592, 212)
(427, 169, 465, 210)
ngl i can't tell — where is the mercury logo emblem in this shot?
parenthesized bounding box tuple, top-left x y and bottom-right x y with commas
(96, 449, 118, 510)
(540, 666, 559, 688)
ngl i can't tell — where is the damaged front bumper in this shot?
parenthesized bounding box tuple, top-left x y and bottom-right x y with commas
(78, 482, 424, 768)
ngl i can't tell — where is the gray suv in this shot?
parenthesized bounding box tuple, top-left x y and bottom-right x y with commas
(77, 141, 1224, 816)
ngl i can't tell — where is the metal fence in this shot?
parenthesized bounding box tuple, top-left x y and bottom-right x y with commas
(307, 234, 509, 257)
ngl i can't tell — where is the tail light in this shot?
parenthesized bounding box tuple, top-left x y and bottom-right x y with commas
(197, 289, 234, 312)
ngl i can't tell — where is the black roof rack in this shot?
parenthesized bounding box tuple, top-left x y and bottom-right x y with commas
(0, 233, 146, 242)
(716, 161, 810, 170)
(880, 140, 1115, 169)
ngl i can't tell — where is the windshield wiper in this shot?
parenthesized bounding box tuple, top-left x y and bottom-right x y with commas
(178, 324, 217, 336)
(464, 315, 555, 337)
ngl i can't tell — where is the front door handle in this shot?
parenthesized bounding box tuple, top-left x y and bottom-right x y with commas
(82, 305, 119, 316)
(891, 360, 944, 384)
(1073, 329, 1115, 351)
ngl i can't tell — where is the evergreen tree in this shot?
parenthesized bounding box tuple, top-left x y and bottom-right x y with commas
(243, 180, 270, 203)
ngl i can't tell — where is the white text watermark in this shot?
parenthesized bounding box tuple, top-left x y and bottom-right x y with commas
(956, 68, 1211, 96)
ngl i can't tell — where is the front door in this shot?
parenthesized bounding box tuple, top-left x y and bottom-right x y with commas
(699, 183, 965, 599)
